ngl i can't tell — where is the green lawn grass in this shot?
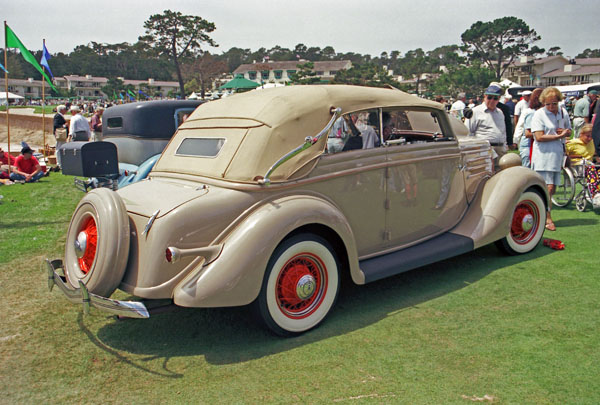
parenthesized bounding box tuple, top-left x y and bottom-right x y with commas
(0, 105, 58, 113)
(32, 105, 60, 115)
(1, 174, 599, 404)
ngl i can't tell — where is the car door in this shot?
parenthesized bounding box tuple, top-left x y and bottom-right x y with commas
(382, 107, 467, 248)
(309, 109, 387, 257)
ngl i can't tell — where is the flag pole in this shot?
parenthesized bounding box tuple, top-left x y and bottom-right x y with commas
(41, 39, 46, 157)
(4, 21, 11, 174)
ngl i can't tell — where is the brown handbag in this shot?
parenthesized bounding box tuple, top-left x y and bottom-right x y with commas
(55, 128, 68, 142)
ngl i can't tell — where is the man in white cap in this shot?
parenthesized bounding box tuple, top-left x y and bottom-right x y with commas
(69, 105, 91, 141)
(514, 90, 531, 128)
(468, 84, 508, 167)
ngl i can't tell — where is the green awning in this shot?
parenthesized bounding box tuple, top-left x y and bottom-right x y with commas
(219, 75, 260, 90)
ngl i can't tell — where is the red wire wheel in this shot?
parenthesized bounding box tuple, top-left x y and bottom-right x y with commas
(256, 234, 340, 336)
(275, 253, 327, 319)
(496, 191, 546, 255)
(77, 216, 98, 274)
(510, 200, 539, 245)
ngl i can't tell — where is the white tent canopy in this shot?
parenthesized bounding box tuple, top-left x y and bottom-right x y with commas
(0, 91, 24, 100)
(188, 92, 199, 100)
(254, 83, 286, 91)
(497, 79, 520, 88)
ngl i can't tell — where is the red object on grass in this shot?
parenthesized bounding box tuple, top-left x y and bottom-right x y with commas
(543, 238, 565, 250)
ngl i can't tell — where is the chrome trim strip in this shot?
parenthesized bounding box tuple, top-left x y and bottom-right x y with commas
(467, 173, 491, 180)
(45, 259, 150, 319)
(142, 209, 160, 236)
(464, 157, 489, 164)
(258, 107, 342, 185)
(465, 163, 490, 172)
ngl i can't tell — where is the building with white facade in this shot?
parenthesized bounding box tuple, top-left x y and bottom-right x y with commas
(505, 56, 600, 87)
(233, 60, 352, 84)
(541, 58, 600, 86)
(4, 78, 46, 99)
(57, 75, 108, 98)
(3, 75, 180, 100)
(122, 78, 180, 98)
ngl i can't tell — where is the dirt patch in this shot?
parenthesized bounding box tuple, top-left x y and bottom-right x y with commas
(0, 123, 55, 149)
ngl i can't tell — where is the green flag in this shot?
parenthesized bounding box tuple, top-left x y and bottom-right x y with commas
(5, 24, 57, 92)
(127, 89, 136, 98)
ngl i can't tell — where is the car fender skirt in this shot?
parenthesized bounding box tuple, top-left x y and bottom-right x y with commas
(172, 195, 361, 308)
(360, 233, 474, 283)
(451, 166, 548, 248)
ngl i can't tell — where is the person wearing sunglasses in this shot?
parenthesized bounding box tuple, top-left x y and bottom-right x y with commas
(531, 86, 572, 231)
(467, 84, 509, 168)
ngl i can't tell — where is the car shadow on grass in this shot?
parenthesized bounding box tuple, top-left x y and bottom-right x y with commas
(553, 217, 599, 227)
(91, 244, 553, 370)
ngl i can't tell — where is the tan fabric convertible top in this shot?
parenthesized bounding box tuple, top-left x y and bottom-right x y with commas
(153, 85, 444, 183)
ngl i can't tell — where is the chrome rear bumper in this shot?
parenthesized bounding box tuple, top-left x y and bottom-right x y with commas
(45, 259, 149, 319)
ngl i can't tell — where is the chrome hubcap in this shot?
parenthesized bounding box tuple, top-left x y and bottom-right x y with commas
(521, 214, 534, 233)
(296, 274, 316, 300)
(74, 231, 88, 259)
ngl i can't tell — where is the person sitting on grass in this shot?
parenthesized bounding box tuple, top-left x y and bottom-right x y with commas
(0, 145, 17, 180)
(10, 146, 46, 183)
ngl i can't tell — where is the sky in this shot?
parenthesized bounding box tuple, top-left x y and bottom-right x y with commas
(2, 0, 599, 59)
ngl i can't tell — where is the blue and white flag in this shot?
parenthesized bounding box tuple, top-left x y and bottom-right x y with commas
(0, 61, 7, 74)
(40, 43, 54, 79)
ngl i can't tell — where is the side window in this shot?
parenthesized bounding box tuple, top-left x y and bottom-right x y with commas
(326, 109, 381, 154)
(106, 116, 123, 129)
(175, 108, 195, 127)
(382, 108, 446, 146)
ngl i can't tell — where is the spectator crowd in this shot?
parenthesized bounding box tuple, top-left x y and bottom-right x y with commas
(446, 83, 599, 231)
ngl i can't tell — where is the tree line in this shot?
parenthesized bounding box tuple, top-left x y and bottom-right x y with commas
(3, 11, 599, 99)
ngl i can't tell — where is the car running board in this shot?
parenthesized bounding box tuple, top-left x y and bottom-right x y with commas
(359, 232, 474, 283)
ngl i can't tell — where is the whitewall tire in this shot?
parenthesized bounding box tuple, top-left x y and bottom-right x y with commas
(256, 233, 340, 336)
(64, 188, 130, 297)
(496, 190, 546, 255)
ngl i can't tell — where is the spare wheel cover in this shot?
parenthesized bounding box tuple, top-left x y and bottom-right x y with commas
(64, 188, 130, 297)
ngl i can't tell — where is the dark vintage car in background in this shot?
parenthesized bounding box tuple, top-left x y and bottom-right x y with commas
(62, 100, 204, 190)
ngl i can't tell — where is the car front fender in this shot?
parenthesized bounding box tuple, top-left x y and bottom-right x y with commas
(451, 166, 549, 248)
(172, 194, 362, 308)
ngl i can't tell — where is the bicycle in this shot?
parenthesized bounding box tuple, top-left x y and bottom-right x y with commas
(551, 162, 575, 207)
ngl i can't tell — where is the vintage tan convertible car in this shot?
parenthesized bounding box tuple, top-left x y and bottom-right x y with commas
(46, 85, 548, 336)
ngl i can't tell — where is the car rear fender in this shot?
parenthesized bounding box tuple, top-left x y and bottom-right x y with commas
(450, 166, 549, 248)
(172, 194, 362, 308)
